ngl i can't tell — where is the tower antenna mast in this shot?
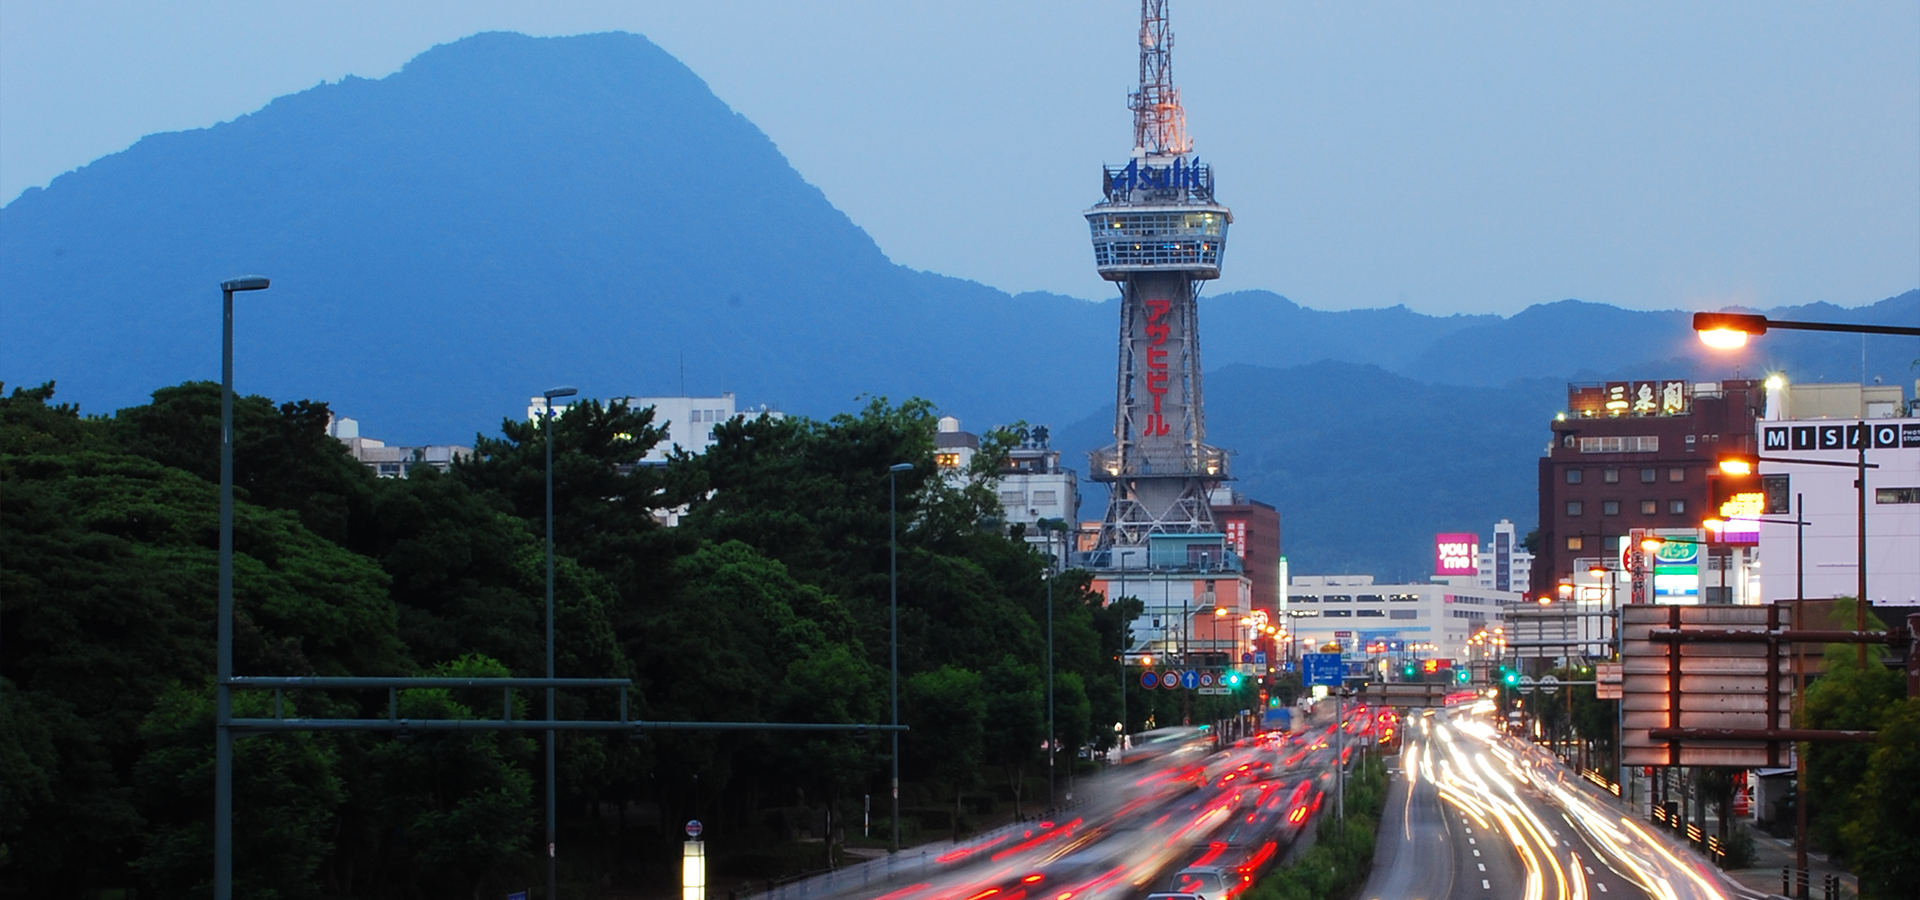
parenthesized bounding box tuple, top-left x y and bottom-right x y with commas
(1130, 0, 1191, 156)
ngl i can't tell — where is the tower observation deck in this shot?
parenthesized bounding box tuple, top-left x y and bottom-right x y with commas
(1086, 0, 1232, 550)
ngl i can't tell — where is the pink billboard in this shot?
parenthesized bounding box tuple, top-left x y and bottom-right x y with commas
(1434, 533, 1479, 576)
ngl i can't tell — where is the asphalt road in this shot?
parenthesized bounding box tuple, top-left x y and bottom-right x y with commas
(1364, 704, 1738, 900)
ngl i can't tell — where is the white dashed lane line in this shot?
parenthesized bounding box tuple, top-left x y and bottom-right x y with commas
(1476, 863, 1486, 872)
(1481, 879, 1491, 890)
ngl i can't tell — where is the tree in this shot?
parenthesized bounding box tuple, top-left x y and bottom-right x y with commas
(1844, 698, 1920, 897)
(903, 667, 986, 840)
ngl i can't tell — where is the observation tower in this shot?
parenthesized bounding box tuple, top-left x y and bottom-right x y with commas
(1087, 0, 1232, 550)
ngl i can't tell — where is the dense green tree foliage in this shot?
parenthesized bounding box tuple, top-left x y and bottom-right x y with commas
(1, 381, 1132, 896)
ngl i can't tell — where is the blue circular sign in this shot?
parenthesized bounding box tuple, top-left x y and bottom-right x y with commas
(1141, 670, 1159, 689)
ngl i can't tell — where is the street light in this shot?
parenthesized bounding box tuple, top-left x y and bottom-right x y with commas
(541, 384, 576, 900)
(215, 275, 269, 900)
(1692, 311, 1920, 349)
(887, 461, 913, 853)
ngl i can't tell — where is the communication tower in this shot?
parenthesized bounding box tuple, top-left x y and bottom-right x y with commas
(1087, 0, 1232, 549)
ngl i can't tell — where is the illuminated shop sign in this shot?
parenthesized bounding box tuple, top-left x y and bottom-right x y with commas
(1141, 298, 1173, 437)
(1762, 422, 1919, 451)
(1434, 533, 1479, 576)
(1566, 380, 1689, 418)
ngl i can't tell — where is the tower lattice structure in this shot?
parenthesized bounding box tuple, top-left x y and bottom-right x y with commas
(1087, 0, 1232, 551)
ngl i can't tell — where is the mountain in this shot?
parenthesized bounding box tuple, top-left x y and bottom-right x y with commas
(0, 31, 1116, 442)
(1396, 293, 1920, 388)
(4, 30, 1912, 579)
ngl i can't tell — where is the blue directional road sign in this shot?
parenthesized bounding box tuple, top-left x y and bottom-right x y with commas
(1181, 670, 1201, 690)
(1254, 651, 1268, 665)
(1304, 653, 1345, 687)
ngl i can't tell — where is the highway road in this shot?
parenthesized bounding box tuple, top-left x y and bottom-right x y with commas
(1363, 701, 1742, 900)
(791, 717, 1356, 900)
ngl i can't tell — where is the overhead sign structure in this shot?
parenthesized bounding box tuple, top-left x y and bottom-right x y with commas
(1539, 674, 1560, 696)
(1596, 663, 1623, 700)
(1304, 653, 1345, 687)
(1622, 605, 1793, 767)
(1357, 682, 1451, 709)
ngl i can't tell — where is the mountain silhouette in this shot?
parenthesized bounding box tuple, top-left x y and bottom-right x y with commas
(5, 31, 1913, 576)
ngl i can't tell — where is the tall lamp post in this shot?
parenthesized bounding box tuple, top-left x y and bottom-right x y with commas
(215, 276, 269, 900)
(1694, 310, 1915, 657)
(542, 385, 577, 900)
(887, 462, 913, 854)
(1039, 519, 1058, 811)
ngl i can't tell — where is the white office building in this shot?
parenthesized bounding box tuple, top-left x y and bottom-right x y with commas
(526, 392, 783, 465)
(1475, 519, 1535, 594)
(1752, 380, 1919, 605)
(327, 416, 472, 478)
(1281, 574, 1523, 665)
(936, 417, 1081, 569)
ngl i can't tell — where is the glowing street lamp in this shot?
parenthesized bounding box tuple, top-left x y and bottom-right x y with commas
(1692, 311, 1919, 349)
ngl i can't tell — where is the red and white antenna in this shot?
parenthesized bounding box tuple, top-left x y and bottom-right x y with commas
(1129, 0, 1191, 156)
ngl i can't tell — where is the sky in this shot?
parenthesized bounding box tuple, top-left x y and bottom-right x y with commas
(3, 1, 1916, 316)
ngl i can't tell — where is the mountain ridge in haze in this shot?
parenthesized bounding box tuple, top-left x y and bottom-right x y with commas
(5, 30, 1914, 577)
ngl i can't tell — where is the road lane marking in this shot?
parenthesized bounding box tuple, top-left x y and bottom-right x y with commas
(1585, 866, 1594, 874)
(1473, 849, 1480, 857)
(1477, 863, 1486, 872)
(1482, 879, 1490, 889)
(1469, 838, 1476, 845)
(1596, 883, 1608, 893)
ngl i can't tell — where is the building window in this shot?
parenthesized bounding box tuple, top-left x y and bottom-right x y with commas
(1390, 610, 1420, 620)
(1878, 488, 1920, 504)
(1358, 609, 1385, 617)
(1325, 595, 1352, 603)
(1670, 499, 1687, 515)
(936, 452, 961, 468)
(999, 490, 1024, 506)
(1603, 469, 1620, 484)
(1640, 500, 1658, 515)
(1293, 595, 1319, 603)
(1602, 501, 1620, 516)
(1669, 468, 1686, 482)
(1567, 501, 1584, 517)
(1324, 610, 1352, 617)
(1357, 594, 1385, 603)
(1567, 536, 1583, 550)
(1389, 593, 1420, 602)
(1033, 490, 1057, 506)
(1567, 469, 1583, 484)
(1580, 436, 1660, 453)
(1640, 468, 1658, 483)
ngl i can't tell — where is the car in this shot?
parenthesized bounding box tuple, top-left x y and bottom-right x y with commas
(1166, 865, 1249, 899)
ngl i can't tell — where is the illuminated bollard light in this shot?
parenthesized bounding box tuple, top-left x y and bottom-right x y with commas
(684, 820, 706, 900)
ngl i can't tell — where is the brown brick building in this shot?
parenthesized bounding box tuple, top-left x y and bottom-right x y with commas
(1532, 380, 1764, 599)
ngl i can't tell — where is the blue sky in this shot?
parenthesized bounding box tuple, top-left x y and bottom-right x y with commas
(2, 1, 1915, 315)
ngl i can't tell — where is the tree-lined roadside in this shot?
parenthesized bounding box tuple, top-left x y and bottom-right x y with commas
(0, 381, 1133, 898)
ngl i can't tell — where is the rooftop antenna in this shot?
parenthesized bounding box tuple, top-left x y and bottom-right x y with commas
(1129, 0, 1191, 157)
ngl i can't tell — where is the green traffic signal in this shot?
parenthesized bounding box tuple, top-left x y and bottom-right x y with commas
(1456, 669, 1471, 684)
(1502, 670, 1519, 686)
(1225, 671, 1242, 687)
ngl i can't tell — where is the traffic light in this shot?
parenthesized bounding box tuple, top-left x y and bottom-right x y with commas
(1401, 664, 1416, 680)
(1456, 668, 1472, 685)
(1224, 671, 1242, 688)
(1502, 668, 1519, 687)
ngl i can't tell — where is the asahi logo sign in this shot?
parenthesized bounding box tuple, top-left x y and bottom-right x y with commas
(1762, 421, 1919, 452)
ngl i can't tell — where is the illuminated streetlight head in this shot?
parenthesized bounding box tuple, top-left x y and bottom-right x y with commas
(1588, 565, 1606, 579)
(1558, 583, 1574, 596)
(1641, 537, 1665, 552)
(1538, 595, 1553, 606)
(1693, 311, 1768, 350)
(1719, 457, 1755, 476)
(1703, 518, 1726, 532)
(1698, 328, 1749, 350)
(1765, 374, 1785, 390)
